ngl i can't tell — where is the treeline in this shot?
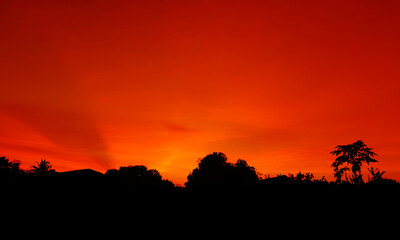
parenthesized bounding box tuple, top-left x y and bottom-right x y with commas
(1, 140, 399, 191)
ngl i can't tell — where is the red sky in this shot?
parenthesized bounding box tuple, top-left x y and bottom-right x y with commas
(1, 0, 399, 185)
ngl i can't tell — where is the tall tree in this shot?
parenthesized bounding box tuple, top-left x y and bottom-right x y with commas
(331, 140, 377, 185)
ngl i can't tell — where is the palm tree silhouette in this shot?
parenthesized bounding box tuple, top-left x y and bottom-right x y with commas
(31, 159, 55, 176)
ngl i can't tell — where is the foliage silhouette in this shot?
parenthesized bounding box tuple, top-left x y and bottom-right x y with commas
(185, 152, 259, 188)
(366, 167, 398, 186)
(331, 140, 377, 185)
(106, 165, 174, 188)
(1, 140, 399, 198)
(30, 159, 55, 176)
(0, 156, 23, 177)
(262, 172, 326, 186)
(368, 167, 385, 182)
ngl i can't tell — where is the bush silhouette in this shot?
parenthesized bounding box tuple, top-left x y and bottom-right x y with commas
(0, 156, 23, 177)
(106, 165, 174, 188)
(185, 152, 259, 188)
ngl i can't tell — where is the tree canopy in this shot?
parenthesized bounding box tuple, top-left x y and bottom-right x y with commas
(30, 159, 55, 176)
(185, 152, 259, 188)
(0, 156, 22, 177)
(331, 140, 377, 184)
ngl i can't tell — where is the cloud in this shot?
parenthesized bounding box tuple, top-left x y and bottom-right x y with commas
(0, 14, 113, 170)
(1, 103, 112, 169)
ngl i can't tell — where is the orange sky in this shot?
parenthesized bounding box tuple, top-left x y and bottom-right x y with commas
(1, 0, 399, 185)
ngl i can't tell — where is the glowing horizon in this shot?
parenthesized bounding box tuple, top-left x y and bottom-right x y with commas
(1, 0, 399, 185)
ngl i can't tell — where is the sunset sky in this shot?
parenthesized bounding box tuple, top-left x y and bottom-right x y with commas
(1, 0, 399, 184)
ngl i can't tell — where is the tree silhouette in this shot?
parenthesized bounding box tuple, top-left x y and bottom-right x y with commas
(30, 159, 55, 176)
(106, 165, 173, 188)
(233, 159, 260, 184)
(185, 152, 259, 188)
(0, 156, 23, 177)
(331, 140, 377, 185)
(292, 171, 314, 182)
